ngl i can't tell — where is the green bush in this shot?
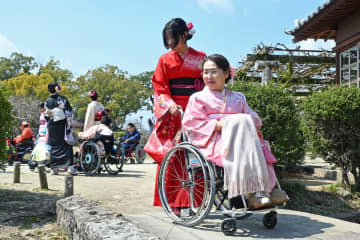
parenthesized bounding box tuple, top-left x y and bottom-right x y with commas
(0, 87, 13, 170)
(230, 82, 305, 171)
(303, 86, 360, 187)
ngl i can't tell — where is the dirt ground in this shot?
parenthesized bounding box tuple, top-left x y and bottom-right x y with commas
(0, 158, 160, 239)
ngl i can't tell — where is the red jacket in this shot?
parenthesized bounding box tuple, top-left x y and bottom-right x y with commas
(15, 126, 33, 144)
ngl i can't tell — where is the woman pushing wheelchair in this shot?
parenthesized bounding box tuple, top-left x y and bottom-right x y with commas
(183, 54, 288, 209)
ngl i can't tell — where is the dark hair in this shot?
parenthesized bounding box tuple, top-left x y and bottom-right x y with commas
(202, 54, 231, 83)
(89, 90, 98, 101)
(101, 116, 112, 126)
(39, 102, 45, 108)
(105, 108, 110, 113)
(127, 123, 135, 128)
(48, 82, 58, 93)
(162, 18, 193, 49)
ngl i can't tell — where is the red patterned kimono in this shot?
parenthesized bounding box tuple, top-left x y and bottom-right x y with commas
(144, 47, 206, 206)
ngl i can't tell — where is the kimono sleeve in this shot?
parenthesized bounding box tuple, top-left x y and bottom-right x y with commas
(183, 95, 218, 148)
(152, 57, 176, 120)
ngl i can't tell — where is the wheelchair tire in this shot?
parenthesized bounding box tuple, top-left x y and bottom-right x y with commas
(135, 144, 145, 164)
(103, 155, 123, 175)
(158, 143, 215, 227)
(263, 211, 277, 229)
(80, 142, 101, 176)
(221, 218, 237, 235)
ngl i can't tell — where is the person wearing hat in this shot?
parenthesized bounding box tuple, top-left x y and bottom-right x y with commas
(45, 82, 76, 175)
(83, 90, 104, 132)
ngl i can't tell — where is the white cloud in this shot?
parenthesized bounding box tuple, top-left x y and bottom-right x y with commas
(298, 39, 335, 51)
(196, 0, 233, 13)
(0, 33, 18, 57)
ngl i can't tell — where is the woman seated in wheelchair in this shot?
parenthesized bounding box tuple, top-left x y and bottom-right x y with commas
(183, 54, 288, 209)
(119, 123, 140, 157)
(78, 116, 114, 156)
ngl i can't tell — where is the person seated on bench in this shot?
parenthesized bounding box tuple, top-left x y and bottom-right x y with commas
(183, 54, 288, 209)
(120, 123, 140, 157)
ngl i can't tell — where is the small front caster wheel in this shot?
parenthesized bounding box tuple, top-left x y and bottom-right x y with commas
(221, 218, 237, 235)
(263, 211, 277, 229)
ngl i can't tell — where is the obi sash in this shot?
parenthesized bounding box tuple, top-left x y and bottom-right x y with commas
(169, 77, 204, 96)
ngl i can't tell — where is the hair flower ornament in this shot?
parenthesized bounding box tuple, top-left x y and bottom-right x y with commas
(187, 22, 196, 36)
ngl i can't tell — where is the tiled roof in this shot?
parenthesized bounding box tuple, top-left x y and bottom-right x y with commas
(287, 0, 360, 42)
(290, 0, 334, 34)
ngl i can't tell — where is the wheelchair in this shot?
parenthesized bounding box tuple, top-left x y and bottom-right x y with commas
(157, 119, 283, 235)
(75, 133, 124, 176)
(6, 137, 34, 166)
(119, 141, 146, 164)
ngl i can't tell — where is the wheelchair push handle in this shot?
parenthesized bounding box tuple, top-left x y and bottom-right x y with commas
(178, 106, 184, 118)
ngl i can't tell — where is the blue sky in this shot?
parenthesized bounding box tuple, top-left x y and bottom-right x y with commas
(0, 0, 334, 77)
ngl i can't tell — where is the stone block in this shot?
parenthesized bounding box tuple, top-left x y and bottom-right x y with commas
(57, 195, 159, 240)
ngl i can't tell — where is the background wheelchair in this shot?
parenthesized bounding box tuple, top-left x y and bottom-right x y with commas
(157, 114, 283, 235)
(119, 140, 146, 165)
(6, 137, 34, 166)
(75, 133, 124, 176)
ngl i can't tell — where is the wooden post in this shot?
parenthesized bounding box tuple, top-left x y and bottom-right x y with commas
(255, 60, 279, 86)
(13, 162, 21, 183)
(38, 165, 48, 189)
(65, 175, 74, 197)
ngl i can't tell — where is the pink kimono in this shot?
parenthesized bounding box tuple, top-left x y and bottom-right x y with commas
(183, 86, 277, 192)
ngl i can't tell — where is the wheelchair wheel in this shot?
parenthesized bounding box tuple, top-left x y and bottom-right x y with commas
(135, 144, 145, 164)
(221, 218, 237, 235)
(158, 143, 215, 227)
(80, 142, 101, 176)
(103, 155, 123, 175)
(263, 211, 277, 229)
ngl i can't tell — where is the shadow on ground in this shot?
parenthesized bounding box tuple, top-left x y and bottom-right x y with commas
(0, 188, 63, 228)
(194, 212, 334, 238)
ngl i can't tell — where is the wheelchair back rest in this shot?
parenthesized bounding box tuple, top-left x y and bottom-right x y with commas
(95, 133, 114, 155)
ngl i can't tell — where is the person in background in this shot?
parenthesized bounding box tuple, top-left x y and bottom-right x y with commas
(120, 123, 140, 158)
(37, 102, 48, 143)
(14, 121, 34, 147)
(83, 90, 104, 132)
(29, 103, 50, 170)
(13, 121, 34, 160)
(45, 82, 76, 175)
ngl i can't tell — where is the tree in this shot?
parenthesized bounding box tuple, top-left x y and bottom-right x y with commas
(1, 73, 55, 101)
(0, 52, 38, 81)
(38, 57, 73, 83)
(0, 87, 13, 170)
(8, 96, 41, 136)
(303, 86, 360, 188)
(69, 65, 152, 124)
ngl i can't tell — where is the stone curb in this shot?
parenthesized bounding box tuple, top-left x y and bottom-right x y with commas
(57, 195, 160, 240)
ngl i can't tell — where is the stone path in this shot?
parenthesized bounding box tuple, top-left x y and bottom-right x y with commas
(0, 159, 359, 239)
